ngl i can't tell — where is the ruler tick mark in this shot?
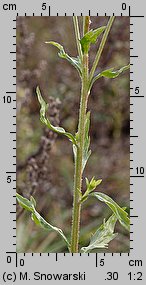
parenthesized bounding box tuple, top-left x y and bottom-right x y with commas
(130, 175, 144, 178)
(96, 253, 98, 267)
(130, 15, 144, 18)
(130, 135, 138, 138)
(131, 96, 144, 98)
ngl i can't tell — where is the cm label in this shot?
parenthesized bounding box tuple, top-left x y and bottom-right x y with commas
(3, 3, 17, 10)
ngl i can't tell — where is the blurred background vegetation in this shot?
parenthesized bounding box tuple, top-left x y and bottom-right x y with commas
(17, 16, 129, 253)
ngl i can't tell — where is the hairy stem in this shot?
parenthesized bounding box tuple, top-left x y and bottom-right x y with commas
(89, 16, 115, 86)
(73, 16, 82, 59)
(83, 16, 90, 35)
(71, 16, 90, 253)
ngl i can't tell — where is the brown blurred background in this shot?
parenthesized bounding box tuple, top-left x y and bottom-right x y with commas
(16, 16, 130, 253)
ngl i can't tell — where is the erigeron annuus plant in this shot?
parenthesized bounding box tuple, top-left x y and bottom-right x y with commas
(17, 16, 130, 253)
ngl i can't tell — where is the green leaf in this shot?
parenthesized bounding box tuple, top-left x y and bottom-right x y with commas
(86, 177, 102, 193)
(81, 214, 118, 253)
(72, 132, 79, 163)
(80, 177, 102, 203)
(90, 192, 130, 231)
(30, 196, 36, 207)
(80, 27, 106, 54)
(82, 111, 91, 171)
(31, 208, 69, 247)
(45, 41, 82, 76)
(72, 113, 91, 171)
(36, 87, 77, 146)
(16, 193, 34, 212)
(91, 64, 130, 87)
(16, 193, 70, 249)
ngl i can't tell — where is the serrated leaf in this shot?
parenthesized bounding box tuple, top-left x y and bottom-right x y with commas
(80, 27, 106, 54)
(91, 64, 130, 88)
(36, 87, 77, 146)
(90, 192, 130, 231)
(81, 214, 118, 253)
(82, 111, 91, 171)
(16, 193, 70, 249)
(45, 41, 82, 76)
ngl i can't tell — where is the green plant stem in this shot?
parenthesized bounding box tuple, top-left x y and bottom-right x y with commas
(71, 16, 90, 253)
(89, 16, 115, 86)
(83, 16, 90, 35)
(73, 16, 82, 60)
